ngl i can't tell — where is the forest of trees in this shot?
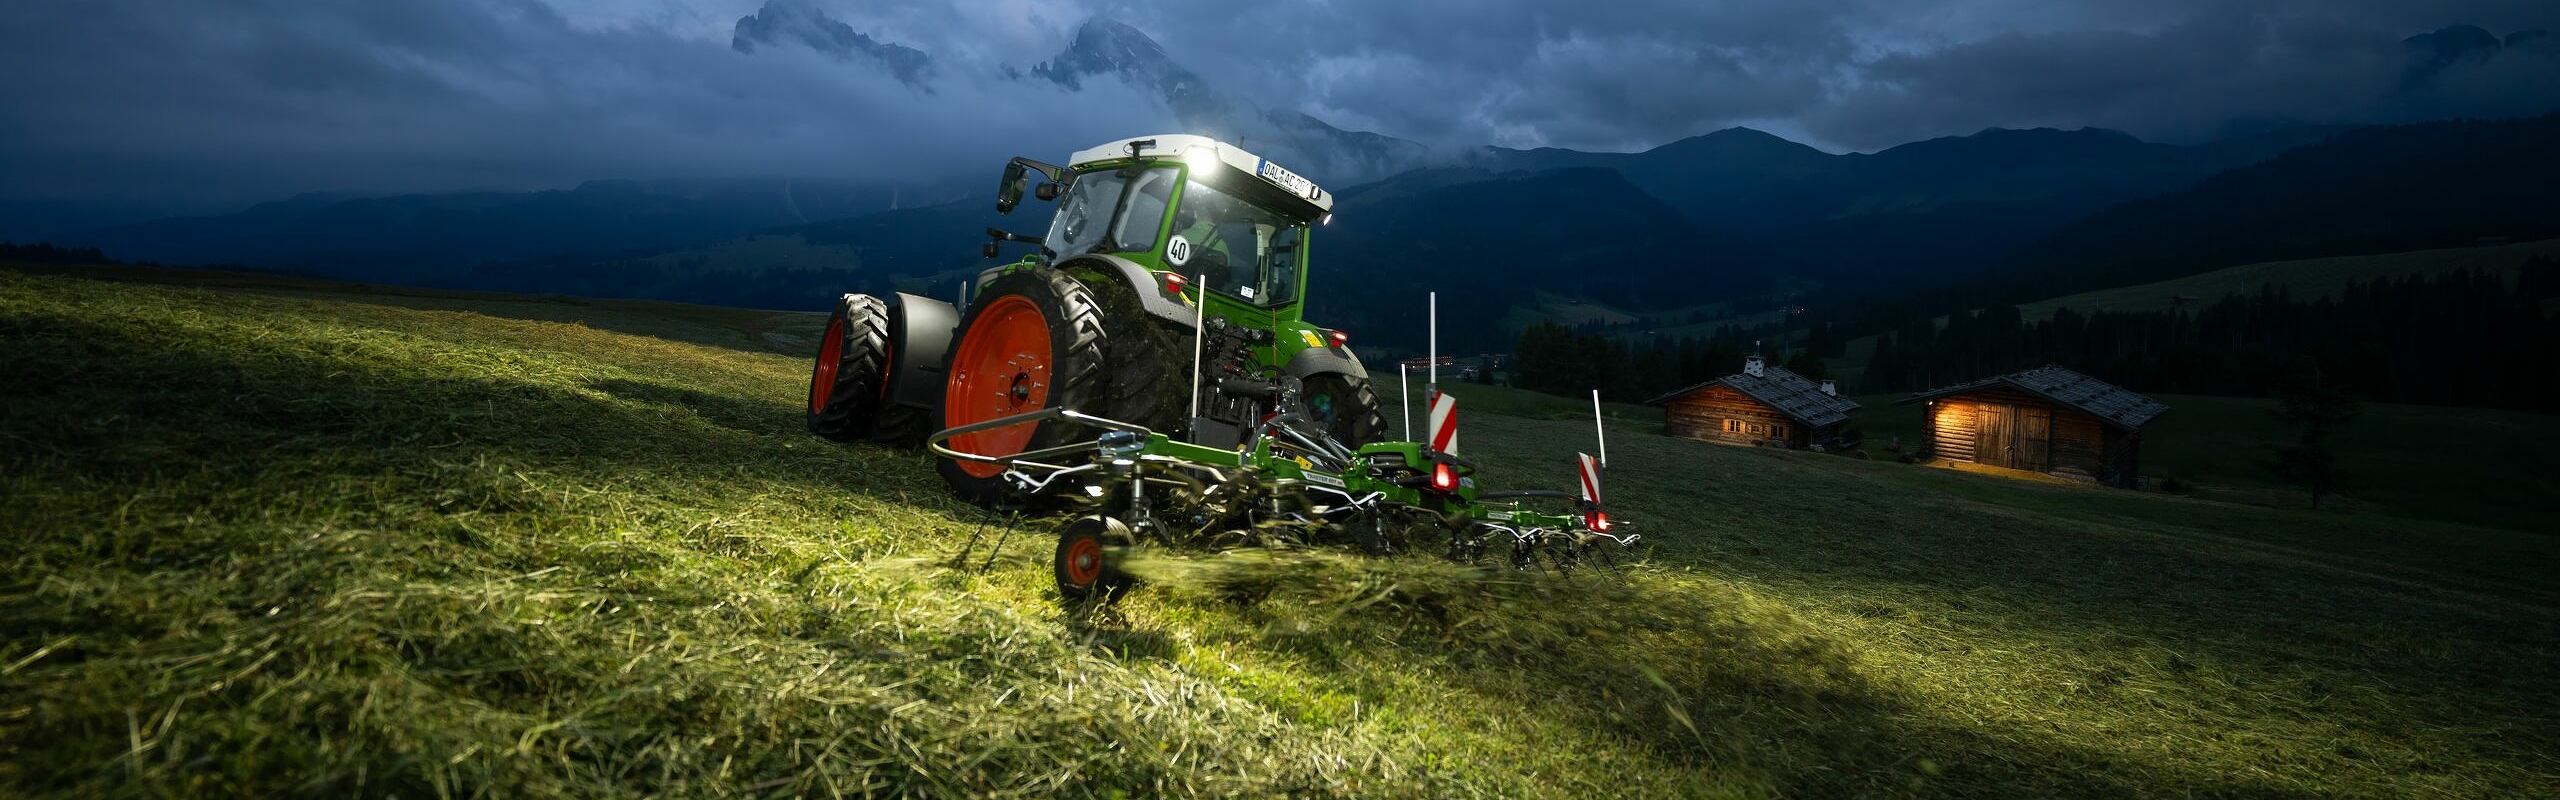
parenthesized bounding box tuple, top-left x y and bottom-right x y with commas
(1511, 321, 1832, 402)
(1861, 265, 2558, 411)
(0, 241, 117, 265)
(1509, 260, 2557, 413)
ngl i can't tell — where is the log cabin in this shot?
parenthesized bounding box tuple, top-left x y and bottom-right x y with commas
(1646, 356, 1860, 449)
(1896, 366, 2167, 488)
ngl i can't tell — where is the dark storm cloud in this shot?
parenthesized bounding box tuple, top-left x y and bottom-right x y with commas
(1808, 8, 2560, 148)
(0, 0, 1166, 211)
(2, 0, 2555, 215)
(1120, 0, 2559, 151)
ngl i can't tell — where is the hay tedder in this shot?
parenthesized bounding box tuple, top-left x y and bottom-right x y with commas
(806, 134, 1631, 599)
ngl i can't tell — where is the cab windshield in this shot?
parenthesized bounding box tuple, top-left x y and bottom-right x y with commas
(1168, 178, 1308, 308)
(1044, 166, 1179, 258)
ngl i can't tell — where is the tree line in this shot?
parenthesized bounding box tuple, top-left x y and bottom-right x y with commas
(1510, 321, 1832, 402)
(1860, 263, 2558, 412)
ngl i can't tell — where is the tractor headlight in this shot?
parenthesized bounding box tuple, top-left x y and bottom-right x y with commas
(1184, 146, 1221, 174)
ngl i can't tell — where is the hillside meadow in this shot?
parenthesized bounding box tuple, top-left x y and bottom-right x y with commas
(3, 266, 2555, 798)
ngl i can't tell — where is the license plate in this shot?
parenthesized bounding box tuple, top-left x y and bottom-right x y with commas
(1256, 159, 1316, 200)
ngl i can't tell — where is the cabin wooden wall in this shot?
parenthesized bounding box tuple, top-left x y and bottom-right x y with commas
(2101, 428, 2143, 488)
(1663, 385, 1809, 447)
(1924, 387, 2134, 484)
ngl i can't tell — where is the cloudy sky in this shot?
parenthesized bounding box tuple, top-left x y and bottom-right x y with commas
(2, 0, 2554, 216)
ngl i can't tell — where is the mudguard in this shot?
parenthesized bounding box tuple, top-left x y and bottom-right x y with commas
(1284, 342, 1370, 381)
(883, 292, 959, 412)
(1053, 254, 1197, 327)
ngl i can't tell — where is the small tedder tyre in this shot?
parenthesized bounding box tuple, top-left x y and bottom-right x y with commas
(1055, 516, 1137, 600)
(808, 294, 895, 441)
(936, 269, 1114, 505)
(1302, 374, 1386, 448)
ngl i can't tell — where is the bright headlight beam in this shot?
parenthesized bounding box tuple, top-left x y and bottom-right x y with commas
(1184, 146, 1221, 173)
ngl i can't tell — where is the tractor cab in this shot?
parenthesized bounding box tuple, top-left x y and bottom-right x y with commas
(996, 135, 1334, 315)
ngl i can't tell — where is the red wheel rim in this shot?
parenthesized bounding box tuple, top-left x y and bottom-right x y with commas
(944, 295, 1052, 479)
(810, 317, 844, 413)
(1063, 535, 1103, 587)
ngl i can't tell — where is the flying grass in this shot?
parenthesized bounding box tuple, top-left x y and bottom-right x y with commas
(4, 266, 2557, 798)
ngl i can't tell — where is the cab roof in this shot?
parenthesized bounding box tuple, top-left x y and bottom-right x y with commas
(1067, 134, 1334, 215)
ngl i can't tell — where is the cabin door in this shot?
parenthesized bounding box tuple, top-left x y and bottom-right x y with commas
(1975, 405, 2012, 468)
(1974, 404, 2050, 471)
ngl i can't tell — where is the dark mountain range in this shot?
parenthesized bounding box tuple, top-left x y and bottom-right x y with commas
(1467, 124, 2338, 282)
(1311, 166, 1787, 354)
(62, 177, 962, 282)
(1988, 111, 2560, 302)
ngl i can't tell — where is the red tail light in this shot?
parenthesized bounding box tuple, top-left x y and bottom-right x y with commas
(1430, 461, 1457, 492)
(1162, 271, 1188, 295)
(1589, 511, 1611, 532)
(1328, 329, 1349, 348)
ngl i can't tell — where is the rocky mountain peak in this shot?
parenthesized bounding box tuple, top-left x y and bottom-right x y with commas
(732, 0, 932, 86)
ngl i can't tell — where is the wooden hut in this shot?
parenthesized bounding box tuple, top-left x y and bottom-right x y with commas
(1646, 356, 1860, 449)
(1896, 366, 2167, 488)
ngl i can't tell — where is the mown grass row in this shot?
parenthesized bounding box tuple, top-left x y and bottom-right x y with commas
(4, 268, 2555, 798)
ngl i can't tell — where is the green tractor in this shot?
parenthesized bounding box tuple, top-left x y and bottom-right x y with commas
(807, 135, 1626, 599)
(807, 134, 1385, 502)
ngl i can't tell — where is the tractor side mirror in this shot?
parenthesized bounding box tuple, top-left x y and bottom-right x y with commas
(996, 162, 1029, 214)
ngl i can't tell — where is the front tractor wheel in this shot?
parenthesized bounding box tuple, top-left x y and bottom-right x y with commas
(1054, 516, 1137, 601)
(808, 293, 894, 441)
(936, 269, 1116, 505)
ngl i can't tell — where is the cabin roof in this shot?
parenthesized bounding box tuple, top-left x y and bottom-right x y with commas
(1645, 365, 1861, 428)
(1895, 365, 2168, 430)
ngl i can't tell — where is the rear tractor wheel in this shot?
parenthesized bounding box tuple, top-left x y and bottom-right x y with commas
(808, 293, 895, 441)
(936, 269, 1115, 505)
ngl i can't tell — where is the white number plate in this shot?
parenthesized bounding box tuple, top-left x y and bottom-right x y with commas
(1256, 159, 1317, 199)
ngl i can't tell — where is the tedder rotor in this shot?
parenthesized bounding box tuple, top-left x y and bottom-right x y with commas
(807, 134, 1631, 599)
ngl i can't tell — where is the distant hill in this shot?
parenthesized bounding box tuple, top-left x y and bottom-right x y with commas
(2014, 238, 2560, 322)
(1467, 125, 2337, 282)
(1312, 166, 1788, 353)
(1990, 112, 2560, 301)
(59, 177, 961, 282)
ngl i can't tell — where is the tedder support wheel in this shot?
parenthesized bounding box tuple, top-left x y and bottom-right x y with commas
(808, 293, 895, 441)
(936, 268, 1114, 505)
(1054, 516, 1137, 600)
(1302, 373, 1386, 448)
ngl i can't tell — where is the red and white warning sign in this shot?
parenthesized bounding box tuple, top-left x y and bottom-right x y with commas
(1427, 390, 1458, 455)
(1577, 452, 1602, 504)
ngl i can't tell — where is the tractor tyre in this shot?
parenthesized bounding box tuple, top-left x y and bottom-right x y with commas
(1302, 373, 1386, 448)
(866, 405, 932, 448)
(935, 269, 1115, 505)
(1084, 279, 1190, 436)
(808, 293, 894, 441)
(1055, 515, 1137, 601)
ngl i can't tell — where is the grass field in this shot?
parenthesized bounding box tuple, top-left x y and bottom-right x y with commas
(6, 266, 2557, 798)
